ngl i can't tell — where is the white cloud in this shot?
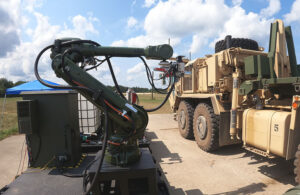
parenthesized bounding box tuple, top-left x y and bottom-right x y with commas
(111, 40, 126, 47)
(0, 8, 100, 82)
(260, 0, 281, 18)
(89, 61, 121, 86)
(0, 0, 22, 57)
(114, 0, 274, 55)
(190, 34, 209, 54)
(284, 0, 300, 24)
(112, 34, 178, 48)
(232, 0, 242, 6)
(114, 0, 229, 50)
(58, 14, 99, 38)
(24, 0, 43, 12)
(212, 7, 271, 50)
(127, 16, 138, 28)
(143, 0, 156, 8)
(144, 0, 230, 39)
(0, 0, 21, 26)
(127, 62, 144, 74)
(126, 60, 161, 87)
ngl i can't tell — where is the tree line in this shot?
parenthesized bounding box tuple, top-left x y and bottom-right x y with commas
(0, 78, 26, 96)
(106, 85, 152, 93)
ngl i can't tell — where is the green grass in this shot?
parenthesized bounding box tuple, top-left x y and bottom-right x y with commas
(0, 97, 21, 140)
(137, 93, 172, 114)
(0, 127, 18, 141)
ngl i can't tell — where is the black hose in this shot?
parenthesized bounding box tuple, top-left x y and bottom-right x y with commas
(34, 40, 99, 94)
(85, 57, 108, 71)
(83, 103, 109, 194)
(139, 57, 171, 94)
(106, 55, 126, 100)
(133, 57, 176, 112)
(145, 82, 175, 112)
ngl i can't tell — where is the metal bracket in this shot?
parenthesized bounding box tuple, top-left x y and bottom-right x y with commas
(263, 84, 269, 91)
(294, 83, 300, 92)
(92, 90, 103, 101)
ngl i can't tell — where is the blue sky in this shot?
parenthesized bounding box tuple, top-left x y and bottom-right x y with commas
(1, 0, 300, 88)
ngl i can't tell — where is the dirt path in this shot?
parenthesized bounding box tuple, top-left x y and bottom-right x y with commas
(0, 135, 27, 189)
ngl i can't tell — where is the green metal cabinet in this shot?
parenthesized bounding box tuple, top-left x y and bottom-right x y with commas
(20, 90, 81, 168)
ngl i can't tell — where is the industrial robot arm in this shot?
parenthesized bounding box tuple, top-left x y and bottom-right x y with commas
(34, 38, 173, 166)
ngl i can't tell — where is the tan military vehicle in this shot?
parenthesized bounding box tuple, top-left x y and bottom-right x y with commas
(168, 19, 300, 182)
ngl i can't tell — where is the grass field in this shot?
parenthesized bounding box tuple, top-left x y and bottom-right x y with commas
(137, 93, 173, 114)
(0, 94, 172, 140)
(0, 97, 21, 140)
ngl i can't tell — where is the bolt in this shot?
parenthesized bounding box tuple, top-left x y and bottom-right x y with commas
(64, 66, 70, 72)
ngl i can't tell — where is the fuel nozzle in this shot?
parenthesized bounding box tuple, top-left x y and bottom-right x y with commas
(176, 55, 185, 77)
(145, 44, 173, 60)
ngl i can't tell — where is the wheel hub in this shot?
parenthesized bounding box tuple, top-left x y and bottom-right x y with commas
(196, 115, 207, 139)
(179, 110, 186, 129)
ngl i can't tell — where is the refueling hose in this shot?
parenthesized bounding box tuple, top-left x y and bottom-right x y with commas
(144, 83, 175, 112)
(139, 56, 171, 94)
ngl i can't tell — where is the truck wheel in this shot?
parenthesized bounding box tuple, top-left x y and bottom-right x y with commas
(193, 103, 219, 152)
(215, 36, 259, 53)
(294, 144, 300, 184)
(177, 101, 194, 139)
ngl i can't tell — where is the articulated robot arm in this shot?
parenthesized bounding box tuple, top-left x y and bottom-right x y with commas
(35, 38, 173, 166)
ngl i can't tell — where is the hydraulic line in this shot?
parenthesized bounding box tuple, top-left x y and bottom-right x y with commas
(34, 40, 100, 94)
(83, 103, 109, 195)
(85, 57, 109, 71)
(106, 55, 126, 100)
(139, 57, 171, 94)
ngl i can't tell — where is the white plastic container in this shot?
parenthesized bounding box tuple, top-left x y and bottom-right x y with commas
(78, 94, 101, 133)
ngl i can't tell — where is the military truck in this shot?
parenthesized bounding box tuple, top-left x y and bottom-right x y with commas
(167, 20, 300, 182)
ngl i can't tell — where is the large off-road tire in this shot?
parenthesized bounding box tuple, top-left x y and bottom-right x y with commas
(294, 144, 300, 184)
(177, 101, 194, 139)
(193, 103, 219, 152)
(215, 36, 259, 53)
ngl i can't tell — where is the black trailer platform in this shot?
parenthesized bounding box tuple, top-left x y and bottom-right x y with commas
(0, 148, 168, 195)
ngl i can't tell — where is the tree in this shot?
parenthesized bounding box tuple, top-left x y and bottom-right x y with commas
(14, 81, 27, 86)
(0, 78, 27, 96)
(0, 78, 14, 95)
